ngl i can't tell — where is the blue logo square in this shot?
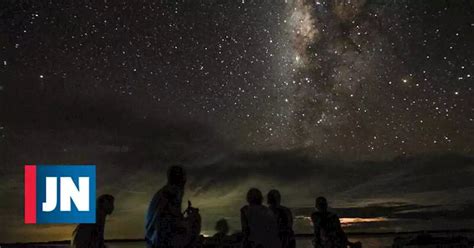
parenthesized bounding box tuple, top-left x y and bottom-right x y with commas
(36, 165, 96, 224)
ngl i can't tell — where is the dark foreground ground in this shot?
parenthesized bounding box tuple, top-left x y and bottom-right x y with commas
(2, 229, 474, 248)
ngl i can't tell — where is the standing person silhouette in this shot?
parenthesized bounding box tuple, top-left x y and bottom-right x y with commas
(71, 194, 115, 248)
(267, 190, 296, 248)
(145, 165, 201, 248)
(241, 188, 281, 248)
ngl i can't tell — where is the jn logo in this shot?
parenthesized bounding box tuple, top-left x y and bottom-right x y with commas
(24, 165, 96, 224)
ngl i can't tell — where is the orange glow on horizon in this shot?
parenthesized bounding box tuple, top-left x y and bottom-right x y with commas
(340, 217, 389, 227)
(296, 215, 391, 227)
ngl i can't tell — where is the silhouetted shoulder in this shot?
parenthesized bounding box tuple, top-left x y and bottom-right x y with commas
(312, 211, 338, 219)
(71, 224, 99, 248)
(281, 206, 292, 215)
(311, 211, 320, 221)
(162, 184, 180, 198)
(328, 212, 339, 221)
(270, 205, 292, 223)
(240, 205, 249, 213)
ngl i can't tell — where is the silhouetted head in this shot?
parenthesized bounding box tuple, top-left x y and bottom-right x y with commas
(267, 189, 281, 206)
(215, 218, 229, 235)
(97, 194, 115, 215)
(315, 196, 328, 212)
(167, 165, 186, 187)
(246, 188, 263, 205)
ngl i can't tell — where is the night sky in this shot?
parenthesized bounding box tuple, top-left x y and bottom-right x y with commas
(0, 0, 473, 243)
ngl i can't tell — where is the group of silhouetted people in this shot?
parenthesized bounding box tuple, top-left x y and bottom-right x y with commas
(240, 187, 295, 248)
(71, 165, 361, 248)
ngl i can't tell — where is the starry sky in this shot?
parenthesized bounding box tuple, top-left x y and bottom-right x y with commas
(0, 0, 473, 243)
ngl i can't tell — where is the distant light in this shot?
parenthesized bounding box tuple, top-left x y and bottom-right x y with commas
(39, 75, 44, 79)
(340, 217, 389, 227)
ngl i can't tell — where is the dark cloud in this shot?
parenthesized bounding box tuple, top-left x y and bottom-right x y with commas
(185, 152, 474, 197)
(294, 202, 474, 221)
(1, 104, 473, 241)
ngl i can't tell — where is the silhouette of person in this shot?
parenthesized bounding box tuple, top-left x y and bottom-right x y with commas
(311, 197, 361, 248)
(182, 200, 203, 247)
(267, 190, 296, 248)
(241, 188, 281, 248)
(145, 165, 201, 248)
(71, 194, 115, 248)
(213, 218, 230, 240)
(207, 218, 230, 247)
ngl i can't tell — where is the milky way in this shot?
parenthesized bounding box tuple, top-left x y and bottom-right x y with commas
(2, 0, 472, 159)
(269, 0, 473, 157)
